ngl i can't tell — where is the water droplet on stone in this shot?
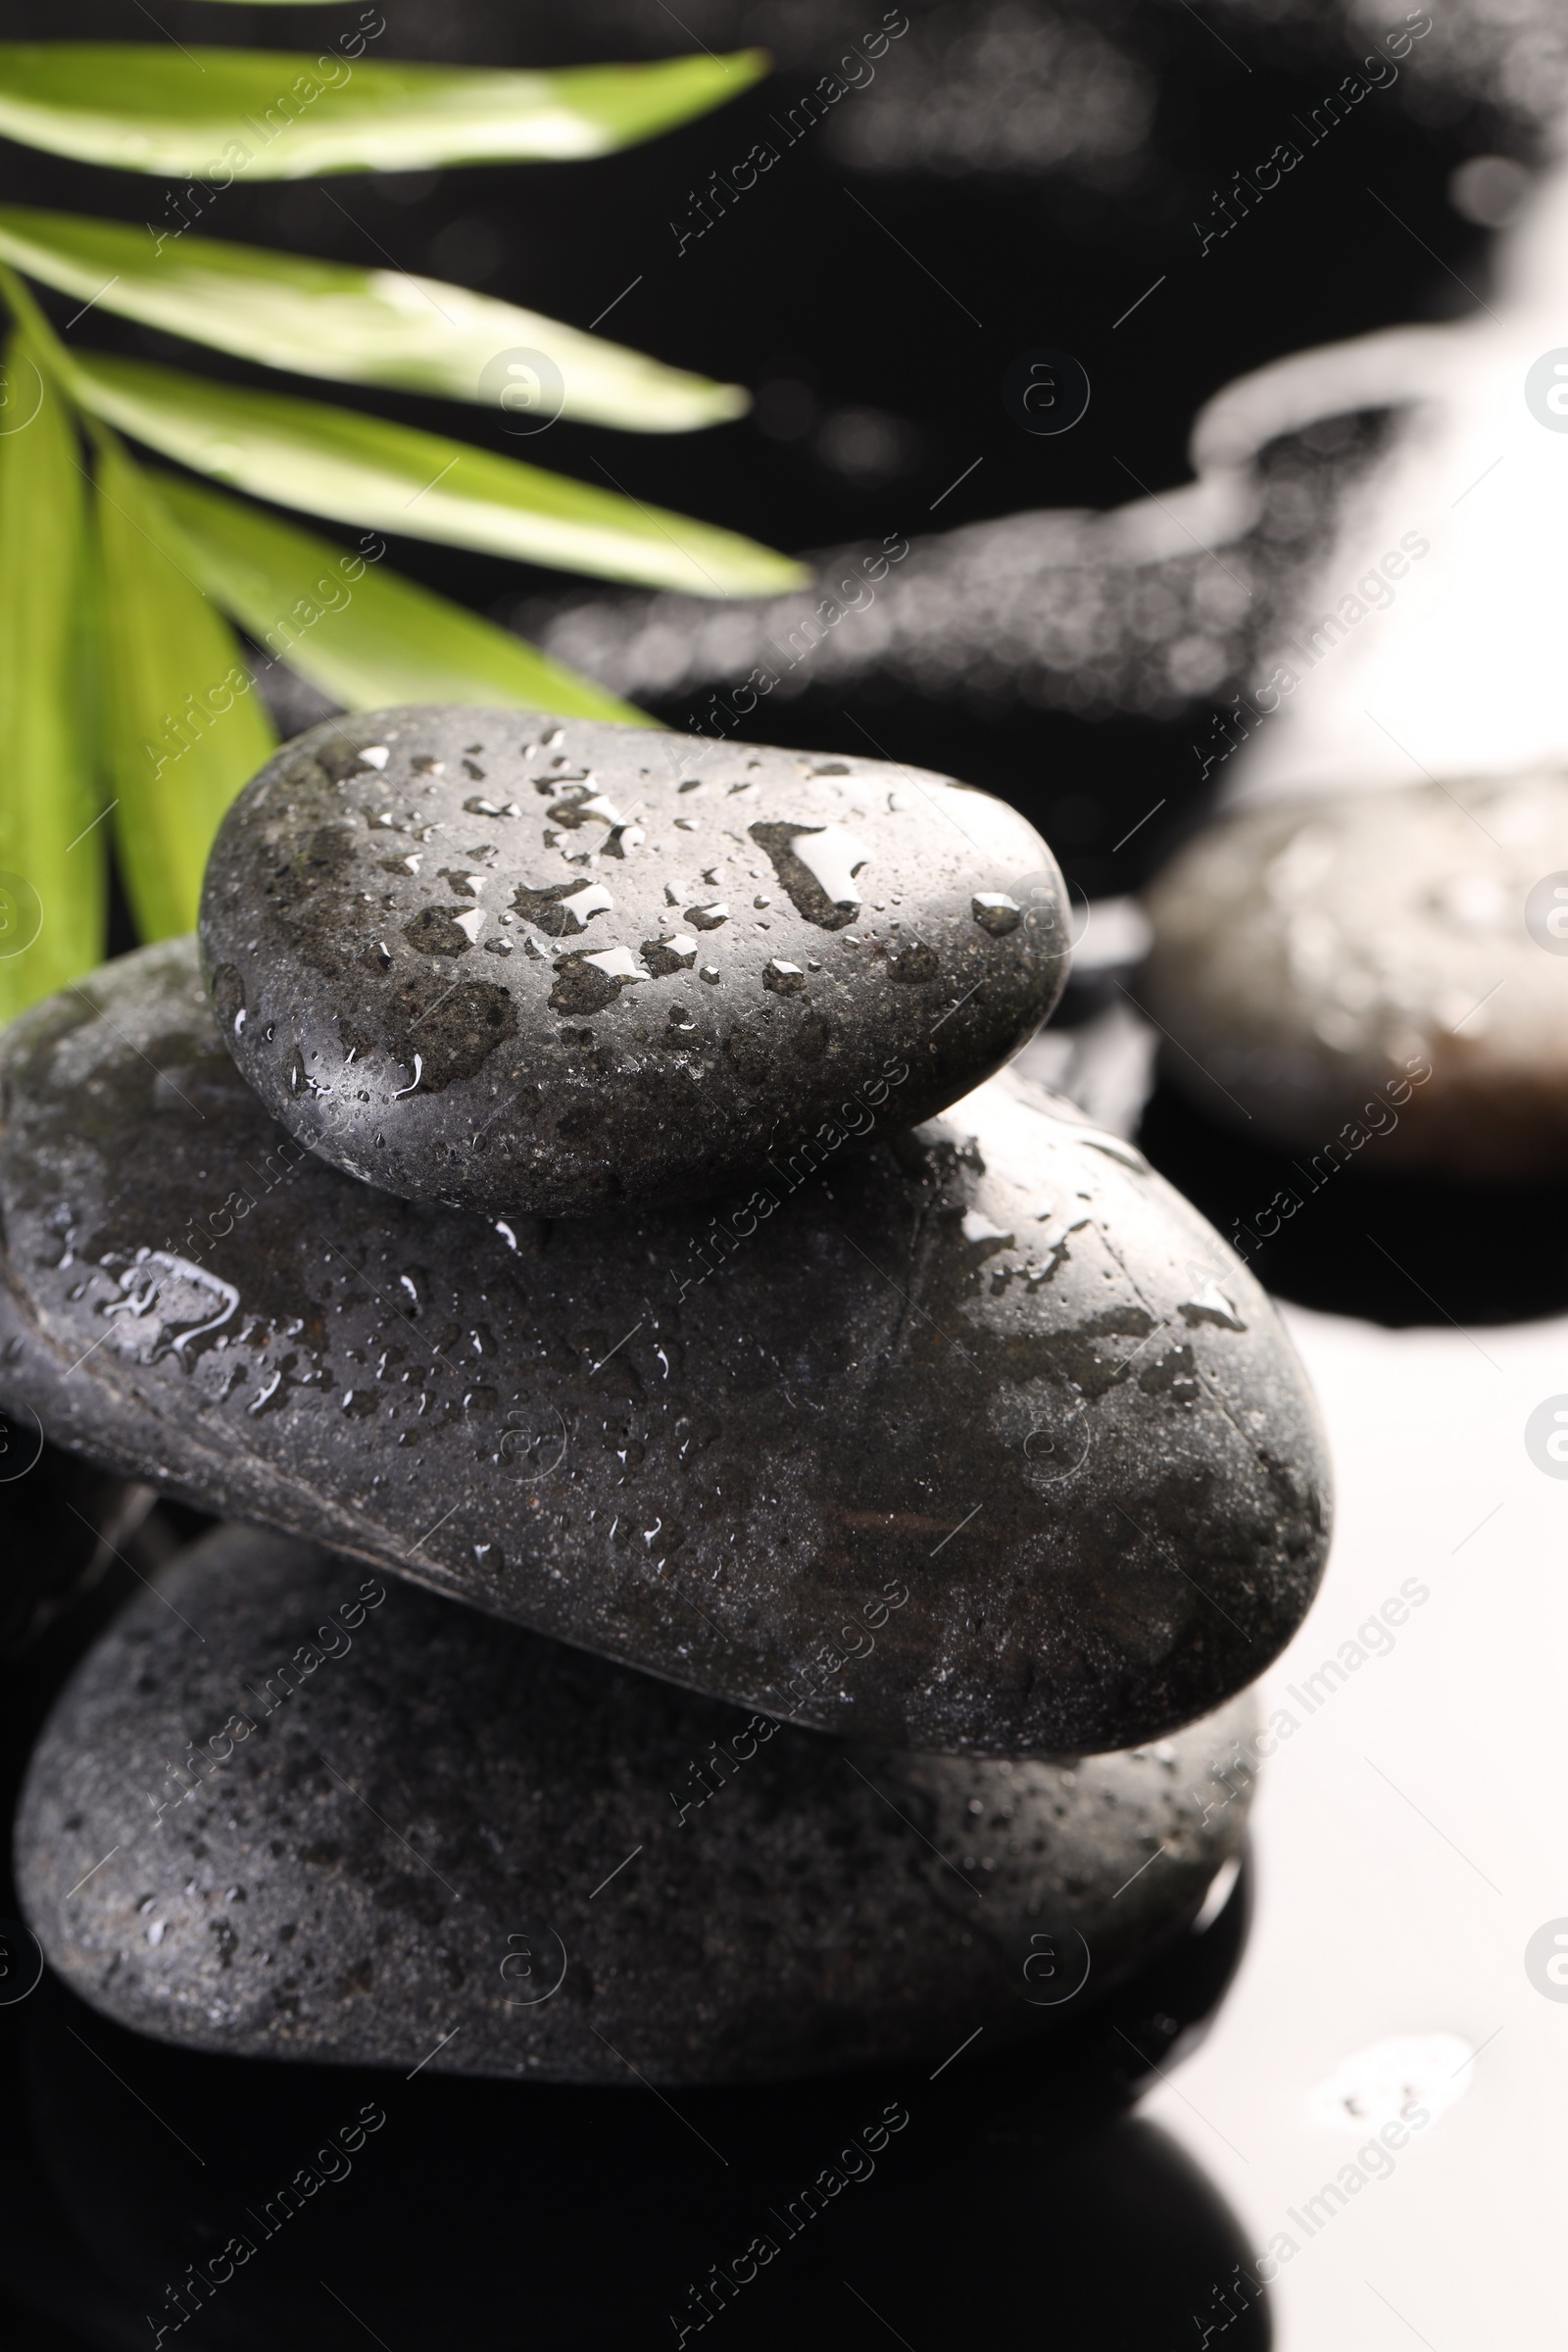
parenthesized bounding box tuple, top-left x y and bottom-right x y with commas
(404, 907, 476, 956)
(1180, 1280, 1247, 1332)
(1077, 1129, 1151, 1173)
(642, 932, 697, 976)
(553, 791, 627, 831)
(511, 878, 614, 935)
(888, 939, 940, 982)
(972, 893, 1021, 935)
(549, 949, 640, 1013)
(752, 822, 871, 926)
(582, 946, 648, 985)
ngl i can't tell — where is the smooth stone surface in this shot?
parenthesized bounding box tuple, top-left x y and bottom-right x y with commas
(0, 938, 1330, 1755)
(17, 1525, 1258, 2083)
(1142, 777, 1568, 1179)
(198, 708, 1069, 1215)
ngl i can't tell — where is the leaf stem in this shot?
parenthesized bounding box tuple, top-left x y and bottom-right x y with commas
(0, 259, 73, 382)
(0, 260, 124, 468)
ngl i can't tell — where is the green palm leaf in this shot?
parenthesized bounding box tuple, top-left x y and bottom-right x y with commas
(0, 44, 768, 177)
(94, 437, 276, 938)
(0, 207, 746, 432)
(0, 326, 104, 1022)
(156, 471, 648, 723)
(72, 354, 806, 597)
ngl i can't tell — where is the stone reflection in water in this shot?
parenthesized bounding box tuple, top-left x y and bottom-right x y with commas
(0, 1846, 1263, 2349)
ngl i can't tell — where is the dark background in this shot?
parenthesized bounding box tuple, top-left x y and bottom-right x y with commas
(0, 0, 1532, 900)
(0, 7, 1551, 2340)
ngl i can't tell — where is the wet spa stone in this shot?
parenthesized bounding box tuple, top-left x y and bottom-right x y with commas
(16, 1525, 1259, 2083)
(0, 939, 1330, 1755)
(197, 708, 1069, 1215)
(1142, 775, 1568, 1178)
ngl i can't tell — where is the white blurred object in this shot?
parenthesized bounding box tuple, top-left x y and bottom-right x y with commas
(1013, 896, 1157, 1136)
(1140, 1301, 1568, 2348)
(1201, 157, 1568, 805)
(1068, 892, 1153, 975)
(1014, 1000, 1156, 1138)
(1308, 2033, 1475, 2134)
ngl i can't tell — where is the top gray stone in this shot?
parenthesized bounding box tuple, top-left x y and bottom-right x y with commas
(198, 708, 1069, 1216)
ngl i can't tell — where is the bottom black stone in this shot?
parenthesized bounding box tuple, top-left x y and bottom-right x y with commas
(16, 1526, 1256, 2084)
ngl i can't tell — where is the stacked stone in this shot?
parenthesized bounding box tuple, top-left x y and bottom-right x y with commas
(4, 709, 1331, 2082)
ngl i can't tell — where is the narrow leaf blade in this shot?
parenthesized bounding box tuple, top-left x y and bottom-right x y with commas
(0, 327, 104, 1023)
(0, 206, 747, 431)
(73, 355, 807, 598)
(155, 472, 650, 723)
(0, 45, 768, 177)
(94, 439, 275, 939)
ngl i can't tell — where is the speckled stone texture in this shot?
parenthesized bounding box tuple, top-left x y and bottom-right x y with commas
(198, 708, 1068, 1216)
(0, 937, 1329, 1755)
(1142, 777, 1568, 1179)
(16, 1526, 1258, 2083)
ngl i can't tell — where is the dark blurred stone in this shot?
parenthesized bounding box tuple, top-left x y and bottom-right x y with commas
(247, 650, 342, 741)
(1138, 1074, 1568, 1327)
(525, 416, 1397, 740)
(1142, 778, 1568, 1180)
(0, 1438, 154, 1660)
